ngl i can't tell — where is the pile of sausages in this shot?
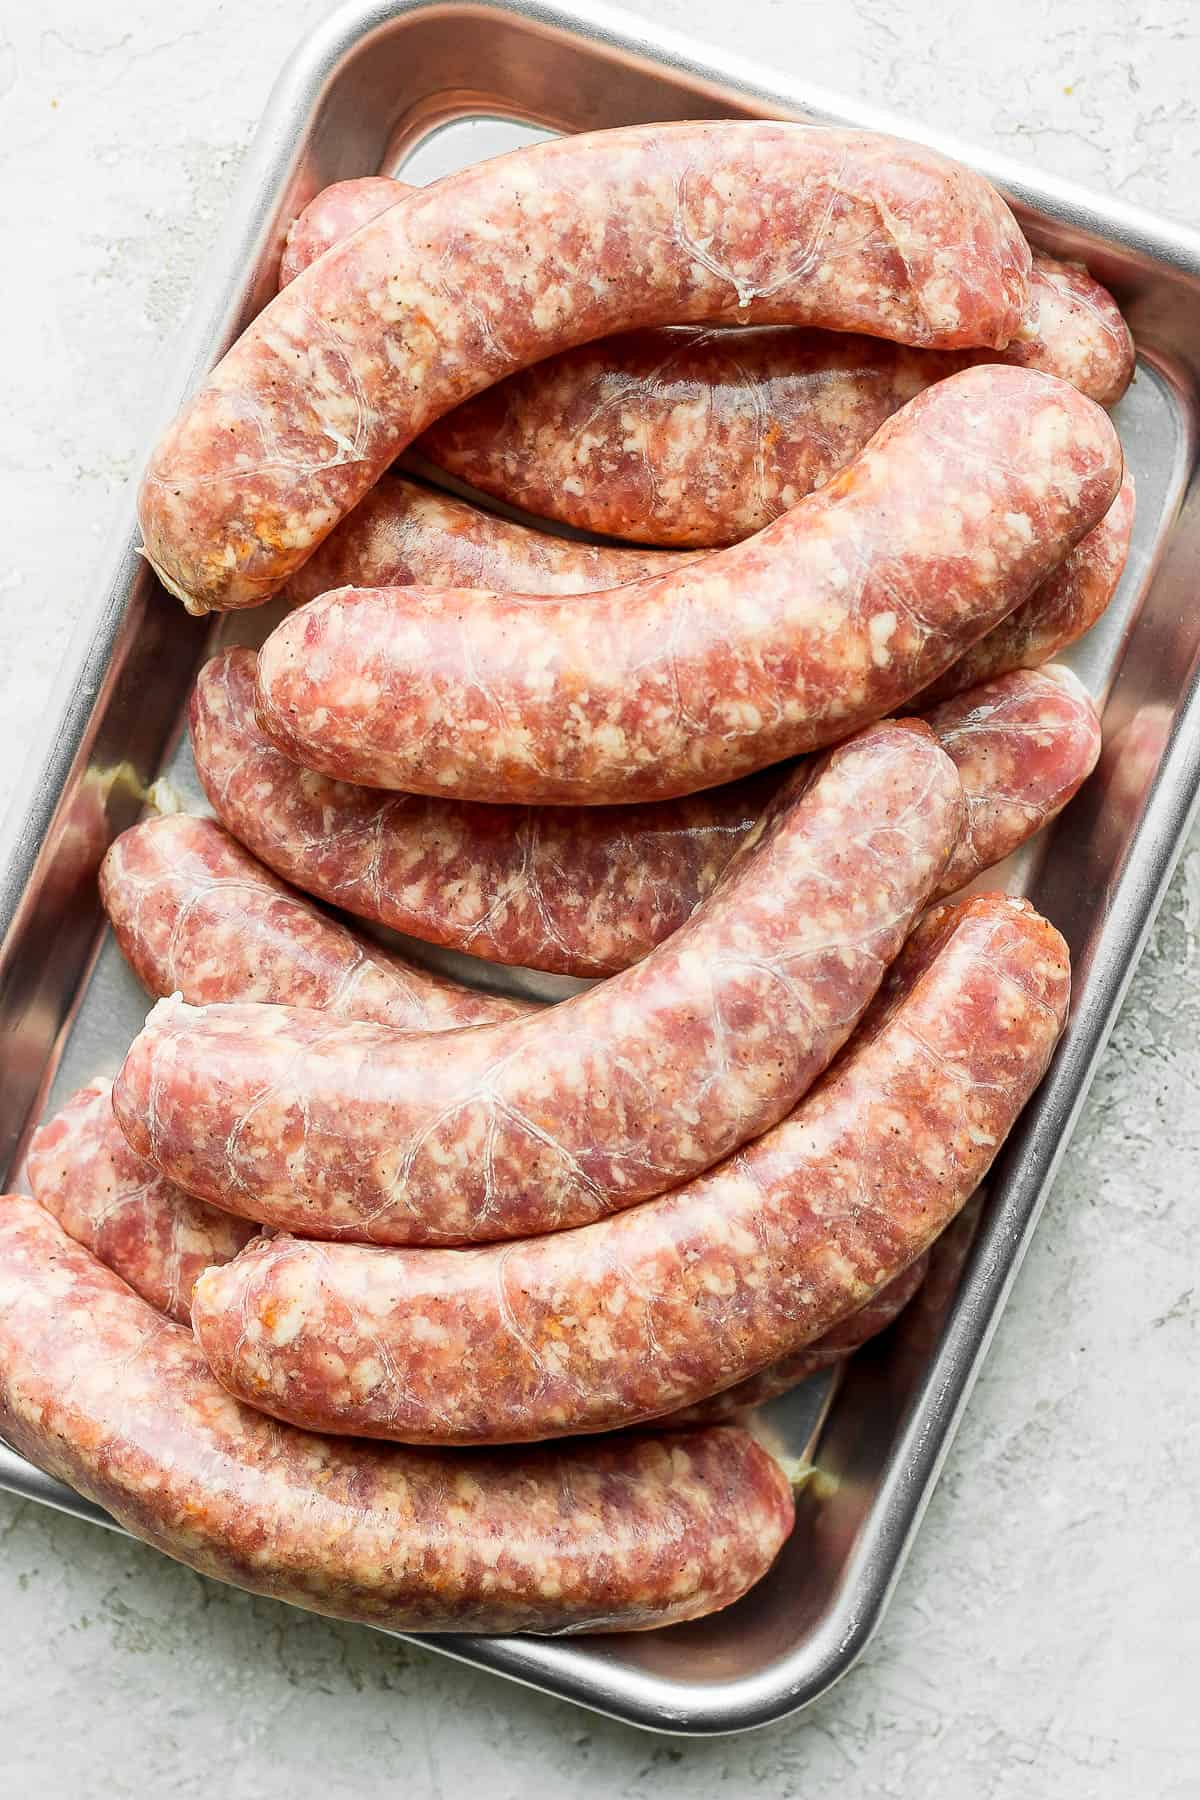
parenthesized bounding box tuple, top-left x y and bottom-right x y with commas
(2, 120, 1135, 1641)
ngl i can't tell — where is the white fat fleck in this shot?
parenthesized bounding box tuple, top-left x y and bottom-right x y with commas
(868, 610, 898, 666)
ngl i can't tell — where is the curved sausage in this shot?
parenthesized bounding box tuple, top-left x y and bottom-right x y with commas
(190, 892, 1070, 1443)
(100, 812, 525, 1028)
(28, 1082, 932, 1395)
(995, 255, 1134, 405)
(195, 644, 777, 978)
(422, 267, 1132, 548)
(278, 175, 405, 287)
(281, 454, 1128, 641)
(283, 179, 1131, 547)
(0, 1198, 793, 1634)
(193, 649, 1100, 977)
(27, 1078, 256, 1325)
(663, 1248, 931, 1426)
(915, 467, 1135, 706)
(928, 664, 1101, 895)
(139, 122, 1031, 613)
(38, 808, 528, 1320)
(279, 476, 691, 607)
(254, 365, 1121, 803)
(114, 720, 963, 1243)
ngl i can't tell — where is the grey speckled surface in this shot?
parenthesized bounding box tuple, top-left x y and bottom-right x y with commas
(2, 2, 1199, 1793)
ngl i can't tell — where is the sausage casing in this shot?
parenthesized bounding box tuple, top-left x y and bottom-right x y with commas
(254, 365, 1121, 802)
(282, 178, 1131, 547)
(279, 477, 690, 605)
(27, 1079, 256, 1324)
(663, 1249, 932, 1426)
(421, 265, 1133, 548)
(100, 812, 524, 1028)
(277, 175, 406, 287)
(193, 649, 1099, 977)
(114, 720, 963, 1243)
(139, 122, 1030, 613)
(279, 460, 1127, 652)
(0, 1198, 793, 1633)
(190, 893, 1070, 1442)
(913, 467, 1135, 706)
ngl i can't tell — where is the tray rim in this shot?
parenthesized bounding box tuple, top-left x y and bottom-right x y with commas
(2, 0, 1200, 1737)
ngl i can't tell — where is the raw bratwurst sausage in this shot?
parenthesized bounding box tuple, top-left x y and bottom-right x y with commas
(27, 1087, 930, 1395)
(279, 476, 690, 606)
(254, 365, 1122, 803)
(283, 177, 1132, 547)
(0, 1198, 793, 1633)
(277, 175, 405, 287)
(28, 1078, 257, 1325)
(281, 451, 1129, 635)
(422, 262, 1137, 540)
(664, 1249, 932, 1426)
(139, 122, 1031, 613)
(420, 265, 1134, 546)
(36, 810, 530, 1322)
(914, 467, 1135, 706)
(193, 649, 1100, 977)
(115, 720, 963, 1243)
(190, 893, 1070, 1442)
(100, 812, 525, 1028)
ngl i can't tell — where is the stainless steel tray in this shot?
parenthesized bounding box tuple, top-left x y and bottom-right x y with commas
(1, 0, 1198, 1737)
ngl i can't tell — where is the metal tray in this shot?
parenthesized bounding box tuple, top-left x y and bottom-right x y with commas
(1, 0, 1198, 1737)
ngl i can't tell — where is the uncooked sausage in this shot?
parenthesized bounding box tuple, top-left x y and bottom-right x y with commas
(279, 476, 691, 606)
(193, 644, 780, 976)
(0, 1197, 793, 1633)
(281, 456, 1129, 644)
(283, 177, 1132, 547)
(277, 175, 405, 287)
(27, 1078, 256, 1325)
(193, 648, 1100, 977)
(100, 811, 525, 1028)
(114, 720, 963, 1243)
(27, 1096, 927, 1402)
(928, 664, 1101, 894)
(139, 122, 1031, 613)
(189, 892, 1070, 1442)
(663, 1249, 931, 1426)
(915, 468, 1135, 705)
(255, 365, 1121, 803)
(421, 268, 1133, 548)
(29, 1080, 933, 1396)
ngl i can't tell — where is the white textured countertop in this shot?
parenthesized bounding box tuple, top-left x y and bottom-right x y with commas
(2, 2, 1198, 1793)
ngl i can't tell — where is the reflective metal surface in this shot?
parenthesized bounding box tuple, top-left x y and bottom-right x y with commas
(1, 0, 1198, 1736)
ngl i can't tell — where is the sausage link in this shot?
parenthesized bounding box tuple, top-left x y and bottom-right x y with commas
(190, 893, 1069, 1442)
(27, 1079, 256, 1325)
(27, 1079, 931, 1394)
(280, 450, 1129, 682)
(927, 664, 1101, 895)
(283, 179, 1131, 547)
(663, 1248, 932, 1426)
(115, 720, 963, 1243)
(913, 467, 1135, 706)
(194, 644, 776, 977)
(139, 122, 1030, 613)
(0, 1199, 792, 1633)
(277, 175, 405, 287)
(279, 476, 690, 606)
(422, 268, 1132, 548)
(276, 461, 1131, 678)
(100, 812, 525, 1028)
(193, 649, 1099, 977)
(254, 365, 1121, 803)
